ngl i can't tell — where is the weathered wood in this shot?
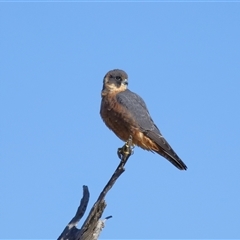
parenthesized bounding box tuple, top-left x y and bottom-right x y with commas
(58, 137, 133, 240)
(58, 186, 90, 240)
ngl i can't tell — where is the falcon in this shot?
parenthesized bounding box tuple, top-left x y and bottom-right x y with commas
(100, 69, 187, 170)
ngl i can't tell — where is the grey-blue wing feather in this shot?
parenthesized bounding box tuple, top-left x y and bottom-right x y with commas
(116, 89, 187, 170)
(116, 89, 158, 132)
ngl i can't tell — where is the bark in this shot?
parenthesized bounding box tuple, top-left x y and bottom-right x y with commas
(58, 138, 133, 240)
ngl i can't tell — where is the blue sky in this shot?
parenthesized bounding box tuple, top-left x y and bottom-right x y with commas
(1, 2, 240, 239)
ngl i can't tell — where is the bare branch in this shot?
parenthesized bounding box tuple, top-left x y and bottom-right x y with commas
(58, 137, 134, 240)
(58, 186, 89, 240)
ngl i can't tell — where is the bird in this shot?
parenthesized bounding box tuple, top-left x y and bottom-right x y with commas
(100, 69, 187, 170)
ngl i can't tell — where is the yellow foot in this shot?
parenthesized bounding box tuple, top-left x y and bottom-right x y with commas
(117, 136, 134, 161)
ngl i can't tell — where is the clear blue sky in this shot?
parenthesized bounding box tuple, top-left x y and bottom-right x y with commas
(1, 2, 240, 239)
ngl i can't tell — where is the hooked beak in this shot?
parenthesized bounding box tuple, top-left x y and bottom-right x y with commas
(122, 79, 128, 85)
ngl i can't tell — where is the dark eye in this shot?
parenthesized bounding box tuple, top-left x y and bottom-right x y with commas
(116, 76, 121, 80)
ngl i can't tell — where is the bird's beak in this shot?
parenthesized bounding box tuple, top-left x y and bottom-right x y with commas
(122, 79, 128, 85)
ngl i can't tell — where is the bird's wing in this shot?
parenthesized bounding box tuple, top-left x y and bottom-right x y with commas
(116, 89, 187, 170)
(116, 89, 157, 132)
(116, 89, 169, 145)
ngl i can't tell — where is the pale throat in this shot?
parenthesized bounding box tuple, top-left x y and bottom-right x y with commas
(102, 82, 127, 96)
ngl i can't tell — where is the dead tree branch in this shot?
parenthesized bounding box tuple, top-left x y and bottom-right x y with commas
(58, 137, 134, 240)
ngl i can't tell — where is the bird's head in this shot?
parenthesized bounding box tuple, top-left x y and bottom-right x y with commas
(102, 69, 128, 96)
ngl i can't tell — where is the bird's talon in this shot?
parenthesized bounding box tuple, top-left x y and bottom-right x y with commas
(117, 136, 134, 161)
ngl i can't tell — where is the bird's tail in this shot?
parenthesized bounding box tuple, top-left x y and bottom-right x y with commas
(155, 148, 187, 170)
(146, 131, 187, 170)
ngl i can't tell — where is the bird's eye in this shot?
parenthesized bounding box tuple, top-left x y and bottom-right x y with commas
(116, 76, 121, 81)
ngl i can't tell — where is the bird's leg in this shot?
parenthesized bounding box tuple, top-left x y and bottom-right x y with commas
(117, 135, 134, 162)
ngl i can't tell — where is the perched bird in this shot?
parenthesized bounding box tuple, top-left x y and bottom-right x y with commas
(100, 69, 187, 170)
